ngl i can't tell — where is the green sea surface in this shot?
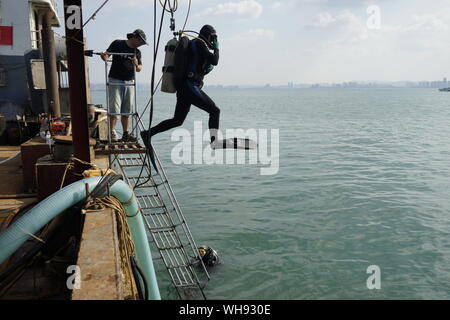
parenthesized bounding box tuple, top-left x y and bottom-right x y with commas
(92, 87, 450, 299)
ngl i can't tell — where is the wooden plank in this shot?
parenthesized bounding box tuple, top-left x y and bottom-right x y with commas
(71, 208, 125, 300)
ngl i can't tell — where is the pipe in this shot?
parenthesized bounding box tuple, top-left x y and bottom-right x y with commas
(63, 0, 92, 173)
(0, 177, 161, 300)
(41, 10, 61, 118)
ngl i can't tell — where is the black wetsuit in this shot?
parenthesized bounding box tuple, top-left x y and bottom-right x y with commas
(150, 38, 220, 140)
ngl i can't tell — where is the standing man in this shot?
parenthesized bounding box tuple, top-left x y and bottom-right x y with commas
(141, 25, 220, 146)
(101, 29, 147, 142)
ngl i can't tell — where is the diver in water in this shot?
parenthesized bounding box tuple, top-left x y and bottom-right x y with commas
(141, 25, 220, 146)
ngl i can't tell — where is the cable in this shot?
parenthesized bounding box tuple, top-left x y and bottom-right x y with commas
(130, 255, 149, 300)
(130, 255, 144, 299)
(86, 0, 168, 192)
(159, 0, 178, 13)
(134, 0, 196, 188)
(82, 0, 111, 29)
(67, 0, 111, 45)
(133, 0, 169, 189)
(180, 31, 212, 48)
(181, 0, 191, 32)
(149, 0, 169, 128)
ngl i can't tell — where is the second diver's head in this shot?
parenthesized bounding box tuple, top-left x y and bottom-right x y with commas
(126, 29, 148, 48)
(199, 24, 217, 45)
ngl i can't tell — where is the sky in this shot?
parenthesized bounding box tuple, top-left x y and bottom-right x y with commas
(54, 0, 450, 86)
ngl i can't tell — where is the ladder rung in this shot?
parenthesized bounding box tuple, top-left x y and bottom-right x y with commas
(174, 282, 205, 289)
(136, 193, 159, 198)
(150, 221, 183, 229)
(107, 83, 136, 87)
(156, 244, 185, 251)
(148, 225, 178, 232)
(141, 205, 166, 210)
(128, 179, 157, 188)
(109, 113, 135, 116)
(166, 263, 197, 270)
(120, 163, 143, 168)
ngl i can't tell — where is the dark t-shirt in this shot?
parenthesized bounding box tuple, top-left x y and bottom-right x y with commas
(106, 40, 142, 81)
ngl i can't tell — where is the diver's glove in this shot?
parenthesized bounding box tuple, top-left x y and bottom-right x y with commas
(206, 64, 214, 74)
(212, 37, 219, 50)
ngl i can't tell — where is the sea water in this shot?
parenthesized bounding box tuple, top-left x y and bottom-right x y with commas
(91, 87, 450, 299)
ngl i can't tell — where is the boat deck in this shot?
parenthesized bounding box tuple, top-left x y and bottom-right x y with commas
(0, 144, 133, 300)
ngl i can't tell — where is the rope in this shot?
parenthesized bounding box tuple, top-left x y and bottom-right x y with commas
(59, 157, 98, 190)
(18, 227, 46, 244)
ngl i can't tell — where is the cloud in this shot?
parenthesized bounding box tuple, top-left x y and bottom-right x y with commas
(271, 2, 282, 9)
(307, 10, 372, 45)
(400, 14, 449, 32)
(196, 0, 263, 20)
(232, 28, 275, 41)
(314, 12, 336, 27)
(312, 10, 362, 29)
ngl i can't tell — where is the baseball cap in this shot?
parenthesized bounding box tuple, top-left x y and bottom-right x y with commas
(127, 29, 148, 45)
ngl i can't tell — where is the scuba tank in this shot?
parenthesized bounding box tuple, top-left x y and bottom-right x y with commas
(161, 38, 178, 93)
(161, 36, 191, 93)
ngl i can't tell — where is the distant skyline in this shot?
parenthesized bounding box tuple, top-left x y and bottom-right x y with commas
(91, 77, 450, 89)
(54, 0, 450, 86)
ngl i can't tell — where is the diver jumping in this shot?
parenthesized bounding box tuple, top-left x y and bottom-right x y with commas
(141, 25, 220, 147)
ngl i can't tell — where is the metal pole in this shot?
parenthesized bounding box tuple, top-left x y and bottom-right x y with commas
(41, 10, 61, 118)
(63, 0, 91, 173)
(133, 53, 138, 138)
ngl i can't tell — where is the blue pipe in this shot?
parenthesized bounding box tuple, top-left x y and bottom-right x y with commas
(0, 176, 161, 300)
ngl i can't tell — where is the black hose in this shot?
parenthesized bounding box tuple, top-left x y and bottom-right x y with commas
(87, 173, 123, 200)
(130, 255, 149, 300)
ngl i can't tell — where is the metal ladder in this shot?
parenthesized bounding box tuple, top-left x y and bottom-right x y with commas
(109, 139, 210, 300)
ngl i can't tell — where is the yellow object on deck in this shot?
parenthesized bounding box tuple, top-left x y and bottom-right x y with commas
(82, 169, 116, 178)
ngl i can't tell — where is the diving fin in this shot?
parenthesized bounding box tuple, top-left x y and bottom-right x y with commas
(211, 138, 258, 150)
